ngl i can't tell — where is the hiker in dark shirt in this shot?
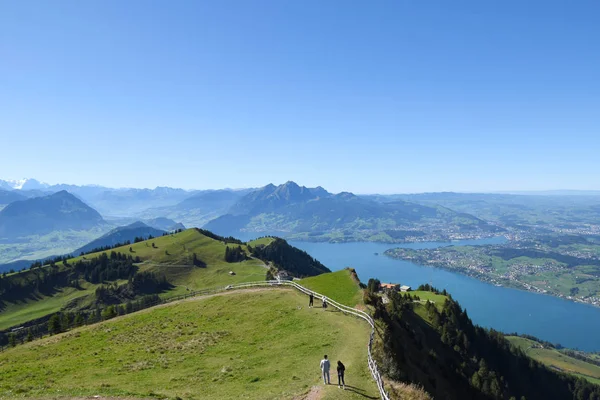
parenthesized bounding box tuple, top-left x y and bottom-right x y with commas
(337, 360, 346, 389)
(309, 293, 314, 308)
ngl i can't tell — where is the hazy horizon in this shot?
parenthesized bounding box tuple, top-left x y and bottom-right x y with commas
(3, 177, 600, 196)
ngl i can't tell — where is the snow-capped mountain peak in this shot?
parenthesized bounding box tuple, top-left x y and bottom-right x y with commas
(0, 178, 49, 190)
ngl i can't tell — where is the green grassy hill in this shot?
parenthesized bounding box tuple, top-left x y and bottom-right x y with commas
(506, 336, 600, 385)
(0, 229, 267, 330)
(83, 228, 268, 292)
(0, 289, 379, 400)
(299, 269, 363, 307)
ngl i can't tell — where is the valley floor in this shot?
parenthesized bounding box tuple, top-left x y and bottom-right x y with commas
(0, 288, 379, 400)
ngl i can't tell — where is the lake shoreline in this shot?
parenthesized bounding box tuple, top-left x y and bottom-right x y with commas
(289, 238, 600, 351)
(384, 250, 600, 309)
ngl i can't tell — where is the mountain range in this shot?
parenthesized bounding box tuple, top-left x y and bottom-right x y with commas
(0, 179, 508, 265)
(0, 191, 105, 239)
(205, 181, 499, 241)
(0, 179, 254, 218)
(0, 179, 504, 243)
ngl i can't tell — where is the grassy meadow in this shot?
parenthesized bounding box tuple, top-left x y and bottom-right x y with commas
(0, 289, 379, 400)
(299, 269, 363, 307)
(0, 229, 268, 330)
(247, 237, 276, 247)
(506, 336, 600, 384)
(409, 290, 448, 309)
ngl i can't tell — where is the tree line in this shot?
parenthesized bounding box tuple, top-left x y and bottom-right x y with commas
(195, 228, 243, 244)
(0, 293, 163, 348)
(225, 246, 247, 262)
(94, 271, 170, 305)
(250, 238, 330, 277)
(0, 252, 142, 304)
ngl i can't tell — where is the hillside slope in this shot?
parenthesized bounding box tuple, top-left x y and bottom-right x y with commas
(0, 189, 26, 208)
(366, 286, 600, 400)
(0, 229, 328, 331)
(250, 237, 331, 278)
(0, 289, 378, 400)
(506, 336, 600, 385)
(300, 269, 363, 307)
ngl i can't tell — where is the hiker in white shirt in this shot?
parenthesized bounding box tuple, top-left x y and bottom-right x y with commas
(320, 354, 331, 384)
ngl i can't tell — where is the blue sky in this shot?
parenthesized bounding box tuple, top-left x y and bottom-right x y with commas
(1, 0, 599, 193)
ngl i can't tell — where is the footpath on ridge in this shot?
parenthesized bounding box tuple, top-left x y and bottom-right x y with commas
(218, 279, 391, 400)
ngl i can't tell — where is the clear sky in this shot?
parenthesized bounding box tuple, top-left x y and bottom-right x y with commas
(1, 0, 599, 194)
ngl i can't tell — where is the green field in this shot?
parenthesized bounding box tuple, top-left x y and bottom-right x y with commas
(0, 285, 97, 330)
(506, 336, 600, 384)
(409, 291, 448, 309)
(300, 269, 363, 307)
(248, 237, 276, 247)
(0, 229, 268, 330)
(409, 291, 449, 322)
(0, 289, 379, 400)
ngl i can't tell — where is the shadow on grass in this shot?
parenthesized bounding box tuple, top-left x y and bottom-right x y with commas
(341, 385, 379, 399)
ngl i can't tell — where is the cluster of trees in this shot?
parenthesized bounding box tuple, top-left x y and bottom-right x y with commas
(250, 238, 330, 277)
(367, 284, 600, 400)
(0, 252, 141, 305)
(80, 241, 132, 256)
(94, 272, 169, 305)
(417, 283, 448, 296)
(134, 234, 154, 243)
(225, 246, 247, 262)
(195, 228, 243, 244)
(72, 252, 140, 284)
(367, 278, 381, 293)
(37, 255, 71, 268)
(0, 264, 71, 302)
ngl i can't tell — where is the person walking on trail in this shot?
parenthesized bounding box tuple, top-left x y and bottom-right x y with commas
(322, 296, 327, 309)
(309, 293, 314, 308)
(320, 355, 331, 384)
(337, 360, 346, 389)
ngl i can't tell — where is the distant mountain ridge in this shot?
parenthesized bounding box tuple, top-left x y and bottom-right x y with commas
(205, 181, 499, 242)
(0, 178, 257, 218)
(0, 191, 104, 238)
(73, 222, 166, 255)
(0, 178, 49, 191)
(229, 181, 329, 215)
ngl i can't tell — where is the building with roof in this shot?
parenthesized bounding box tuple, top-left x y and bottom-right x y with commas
(380, 283, 400, 291)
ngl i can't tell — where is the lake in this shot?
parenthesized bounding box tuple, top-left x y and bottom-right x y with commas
(289, 238, 600, 352)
